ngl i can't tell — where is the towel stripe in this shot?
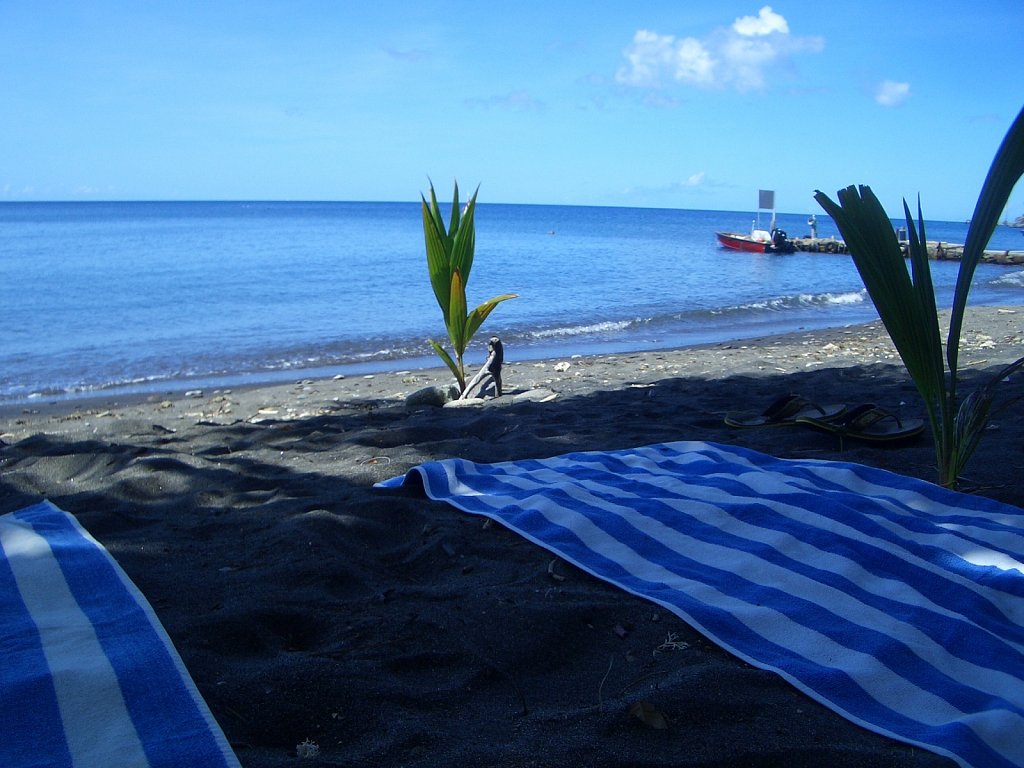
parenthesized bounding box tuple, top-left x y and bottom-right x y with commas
(35, 507, 236, 768)
(1, 508, 149, 767)
(0, 501, 240, 768)
(0, 534, 74, 768)
(380, 440, 1024, 768)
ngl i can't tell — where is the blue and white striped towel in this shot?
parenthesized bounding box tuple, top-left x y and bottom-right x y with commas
(379, 440, 1024, 768)
(0, 500, 240, 768)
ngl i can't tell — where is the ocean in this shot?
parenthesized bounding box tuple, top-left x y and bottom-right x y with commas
(2, 201, 1023, 405)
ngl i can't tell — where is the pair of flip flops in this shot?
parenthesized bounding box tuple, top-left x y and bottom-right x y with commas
(725, 394, 924, 444)
(725, 394, 846, 429)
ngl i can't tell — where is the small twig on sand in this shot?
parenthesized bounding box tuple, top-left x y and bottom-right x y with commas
(598, 654, 614, 711)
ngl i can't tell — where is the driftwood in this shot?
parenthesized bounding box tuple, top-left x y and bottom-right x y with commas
(460, 336, 504, 399)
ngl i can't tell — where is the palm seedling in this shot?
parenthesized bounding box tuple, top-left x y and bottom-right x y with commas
(421, 181, 517, 393)
(814, 106, 1024, 488)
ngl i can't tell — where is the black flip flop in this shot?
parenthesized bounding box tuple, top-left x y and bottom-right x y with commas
(725, 394, 847, 428)
(796, 403, 924, 445)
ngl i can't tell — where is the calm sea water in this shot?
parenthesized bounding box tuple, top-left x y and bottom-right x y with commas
(2, 201, 1023, 404)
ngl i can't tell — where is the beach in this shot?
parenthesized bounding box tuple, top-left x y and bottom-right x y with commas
(3, 306, 1024, 767)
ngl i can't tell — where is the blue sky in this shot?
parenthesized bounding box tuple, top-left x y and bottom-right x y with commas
(2, 1, 1021, 220)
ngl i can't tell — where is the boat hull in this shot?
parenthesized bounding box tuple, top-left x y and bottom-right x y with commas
(716, 232, 769, 253)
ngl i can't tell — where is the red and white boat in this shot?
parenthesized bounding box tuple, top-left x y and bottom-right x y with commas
(715, 229, 775, 252)
(716, 190, 795, 253)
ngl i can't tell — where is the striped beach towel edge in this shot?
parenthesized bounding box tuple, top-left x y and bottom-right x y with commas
(379, 440, 1024, 768)
(0, 500, 240, 768)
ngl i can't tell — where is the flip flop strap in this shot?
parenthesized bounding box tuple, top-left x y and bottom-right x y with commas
(847, 405, 902, 430)
(765, 394, 826, 421)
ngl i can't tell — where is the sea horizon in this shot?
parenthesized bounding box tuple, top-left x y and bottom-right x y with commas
(5, 197, 1019, 224)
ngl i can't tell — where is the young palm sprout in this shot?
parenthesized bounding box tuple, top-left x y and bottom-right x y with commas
(422, 181, 517, 393)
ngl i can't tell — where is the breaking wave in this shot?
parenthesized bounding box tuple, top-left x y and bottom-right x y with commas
(720, 290, 867, 315)
(528, 319, 638, 339)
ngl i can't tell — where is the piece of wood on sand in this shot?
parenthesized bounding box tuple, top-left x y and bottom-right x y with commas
(461, 336, 504, 399)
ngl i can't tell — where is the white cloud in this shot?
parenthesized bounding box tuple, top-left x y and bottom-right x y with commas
(616, 5, 823, 92)
(684, 172, 706, 187)
(732, 6, 788, 36)
(674, 37, 716, 87)
(875, 79, 910, 107)
(617, 30, 712, 88)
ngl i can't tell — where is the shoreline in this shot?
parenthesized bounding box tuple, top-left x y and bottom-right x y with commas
(3, 305, 1023, 766)
(5, 293, 1022, 414)
(4, 305, 1022, 427)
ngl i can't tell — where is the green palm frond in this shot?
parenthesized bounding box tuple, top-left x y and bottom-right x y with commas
(467, 293, 519, 342)
(814, 187, 945, 408)
(814, 105, 1024, 488)
(447, 269, 468, 359)
(428, 339, 462, 388)
(949, 108, 1024, 376)
(422, 197, 453, 320)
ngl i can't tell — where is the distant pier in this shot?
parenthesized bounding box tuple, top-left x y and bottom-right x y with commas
(791, 237, 1024, 265)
